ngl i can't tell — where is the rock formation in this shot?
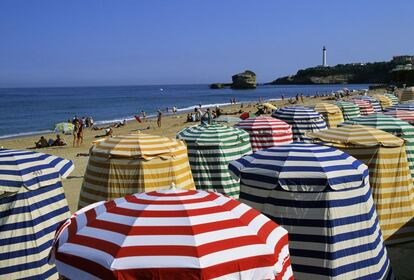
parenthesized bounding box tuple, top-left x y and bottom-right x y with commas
(231, 70, 257, 89)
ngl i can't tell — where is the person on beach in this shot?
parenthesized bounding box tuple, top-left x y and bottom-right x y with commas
(35, 136, 49, 148)
(73, 120, 79, 147)
(200, 108, 212, 125)
(300, 93, 304, 103)
(157, 109, 162, 128)
(140, 111, 146, 122)
(52, 134, 66, 146)
(172, 106, 177, 114)
(76, 120, 84, 146)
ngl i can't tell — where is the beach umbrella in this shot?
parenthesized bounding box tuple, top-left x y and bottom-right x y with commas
(262, 102, 277, 110)
(239, 112, 256, 120)
(50, 189, 293, 280)
(384, 93, 399, 105)
(228, 142, 393, 279)
(349, 98, 375, 115)
(352, 95, 382, 112)
(335, 101, 361, 120)
(234, 116, 293, 151)
(399, 87, 414, 102)
(340, 113, 414, 180)
(384, 109, 414, 124)
(0, 148, 74, 279)
(213, 115, 241, 124)
(271, 106, 327, 141)
(314, 102, 344, 128)
(307, 125, 414, 245)
(54, 122, 74, 134)
(373, 94, 393, 110)
(177, 124, 251, 198)
(78, 133, 195, 208)
(386, 103, 414, 112)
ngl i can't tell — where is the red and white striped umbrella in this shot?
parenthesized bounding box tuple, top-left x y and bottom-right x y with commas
(235, 117, 293, 152)
(50, 190, 293, 280)
(349, 99, 375, 115)
(384, 109, 414, 124)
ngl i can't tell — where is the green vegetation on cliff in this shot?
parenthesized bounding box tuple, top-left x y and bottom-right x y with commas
(270, 61, 397, 85)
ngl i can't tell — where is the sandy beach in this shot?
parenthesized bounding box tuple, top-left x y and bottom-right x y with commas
(1, 91, 413, 279)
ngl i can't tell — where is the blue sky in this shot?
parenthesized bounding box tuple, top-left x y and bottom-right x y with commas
(0, 0, 413, 87)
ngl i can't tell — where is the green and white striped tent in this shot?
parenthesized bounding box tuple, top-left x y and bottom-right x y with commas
(384, 93, 399, 105)
(341, 113, 414, 180)
(177, 124, 252, 198)
(335, 101, 361, 120)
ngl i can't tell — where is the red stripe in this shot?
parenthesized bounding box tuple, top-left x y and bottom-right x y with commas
(145, 190, 199, 197)
(258, 220, 278, 241)
(57, 252, 115, 279)
(125, 192, 220, 205)
(84, 217, 251, 235)
(106, 199, 239, 217)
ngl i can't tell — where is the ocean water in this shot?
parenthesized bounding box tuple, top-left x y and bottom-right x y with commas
(0, 84, 368, 138)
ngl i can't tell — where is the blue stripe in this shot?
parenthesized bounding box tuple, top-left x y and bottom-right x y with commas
(0, 238, 52, 260)
(0, 182, 62, 206)
(0, 222, 61, 247)
(0, 254, 57, 277)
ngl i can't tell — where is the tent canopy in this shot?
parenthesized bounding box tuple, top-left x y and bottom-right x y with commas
(314, 103, 344, 128)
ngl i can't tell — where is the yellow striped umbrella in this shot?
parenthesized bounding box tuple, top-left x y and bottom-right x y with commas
(400, 87, 414, 102)
(314, 103, 344, 128)
(373, 94, 393, 110)
(78, 134, 195, 208)
(307, 125, 414, 245)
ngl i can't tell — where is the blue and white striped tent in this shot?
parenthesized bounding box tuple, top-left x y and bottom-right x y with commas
(386, 103, 414, 111)
(271, 106, 327, 141)
(353, 95, 382, 112)
(229, 143, 394, 280)
(0, 149, 74, 280)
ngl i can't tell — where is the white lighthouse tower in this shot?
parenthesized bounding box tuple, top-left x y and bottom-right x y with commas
(322, 46, 327, 67)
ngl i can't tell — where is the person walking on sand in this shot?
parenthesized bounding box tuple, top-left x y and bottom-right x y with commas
(73, 120, 79, 147)
(157, 109, 162, 128)
(76, 120, 84, 147)
(300, 93, 304, 103)
(141, 110, 146, 122)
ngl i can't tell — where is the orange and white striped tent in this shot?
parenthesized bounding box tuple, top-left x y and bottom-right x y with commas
(314, 103, 344, 128)
(78, 133, 195, 208)
(400, 87, 414, 102)
(373, 94, 393, 110)
(307, 125, 414, 244)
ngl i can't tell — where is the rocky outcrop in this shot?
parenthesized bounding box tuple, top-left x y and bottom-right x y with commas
(231, 70, 257, 89)
(209, 83, 232, 89)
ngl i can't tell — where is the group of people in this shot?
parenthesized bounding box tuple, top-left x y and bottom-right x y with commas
(186, 106, 222, 124)
(35, 135, 66, 148)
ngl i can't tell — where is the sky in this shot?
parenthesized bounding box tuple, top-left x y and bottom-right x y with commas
(0, 0, 413, 87)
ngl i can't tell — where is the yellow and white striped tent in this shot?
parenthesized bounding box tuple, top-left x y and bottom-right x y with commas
(400, 87, 414, 102)
(373, 94, 393, 110)
(307, 124, 414, 244)
(314, 103, 344, 128)
(78, 133, 195, 208)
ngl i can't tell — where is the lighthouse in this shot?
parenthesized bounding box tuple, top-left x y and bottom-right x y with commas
(322, 46, 327, 67)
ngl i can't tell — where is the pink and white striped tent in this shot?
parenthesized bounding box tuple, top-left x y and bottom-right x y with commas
(349, 99, 375, 115)
(50, 190, 293, 280)
(384, 109, 414, 125)
(234, 117, 293, 152)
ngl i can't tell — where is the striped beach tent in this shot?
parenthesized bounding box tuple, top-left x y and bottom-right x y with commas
(373, 94, 393, 110)
(0, 149, 74, 280)
(341, 113, 414, 180)
(335, 101, 361, 120)
(353, 95, 382, 112)
(177, 124, 251, 198)
(384, 109, 414, 124)
(314, 103, 344, 128)
(386, 103, 414, 112)
(349, 98, 375, 115)
(271, 106, 327, 141)
(229, 143, 393, 279)
(78, 133, 195, 208)
(51, 190, 293, 280)
(384, 93, 399, 105)
(307, 125, 414, 245)
(234, 116, 293, 152)
(399, 87, 414, 102)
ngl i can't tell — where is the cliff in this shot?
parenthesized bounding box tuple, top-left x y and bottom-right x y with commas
(210, 70, 256, 89)
(270, 62, 396, 85)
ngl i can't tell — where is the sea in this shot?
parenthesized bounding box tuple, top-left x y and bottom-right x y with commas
(0, 84, 369, 139)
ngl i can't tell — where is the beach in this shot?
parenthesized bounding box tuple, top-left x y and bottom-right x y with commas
(1, 91, 413, 279)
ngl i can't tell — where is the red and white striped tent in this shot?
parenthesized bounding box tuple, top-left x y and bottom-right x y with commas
(234, 116, 293, 152)
(384, 109, 414, 125)
(50, 190, 293, 280)
(349, 99, 375, 115)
